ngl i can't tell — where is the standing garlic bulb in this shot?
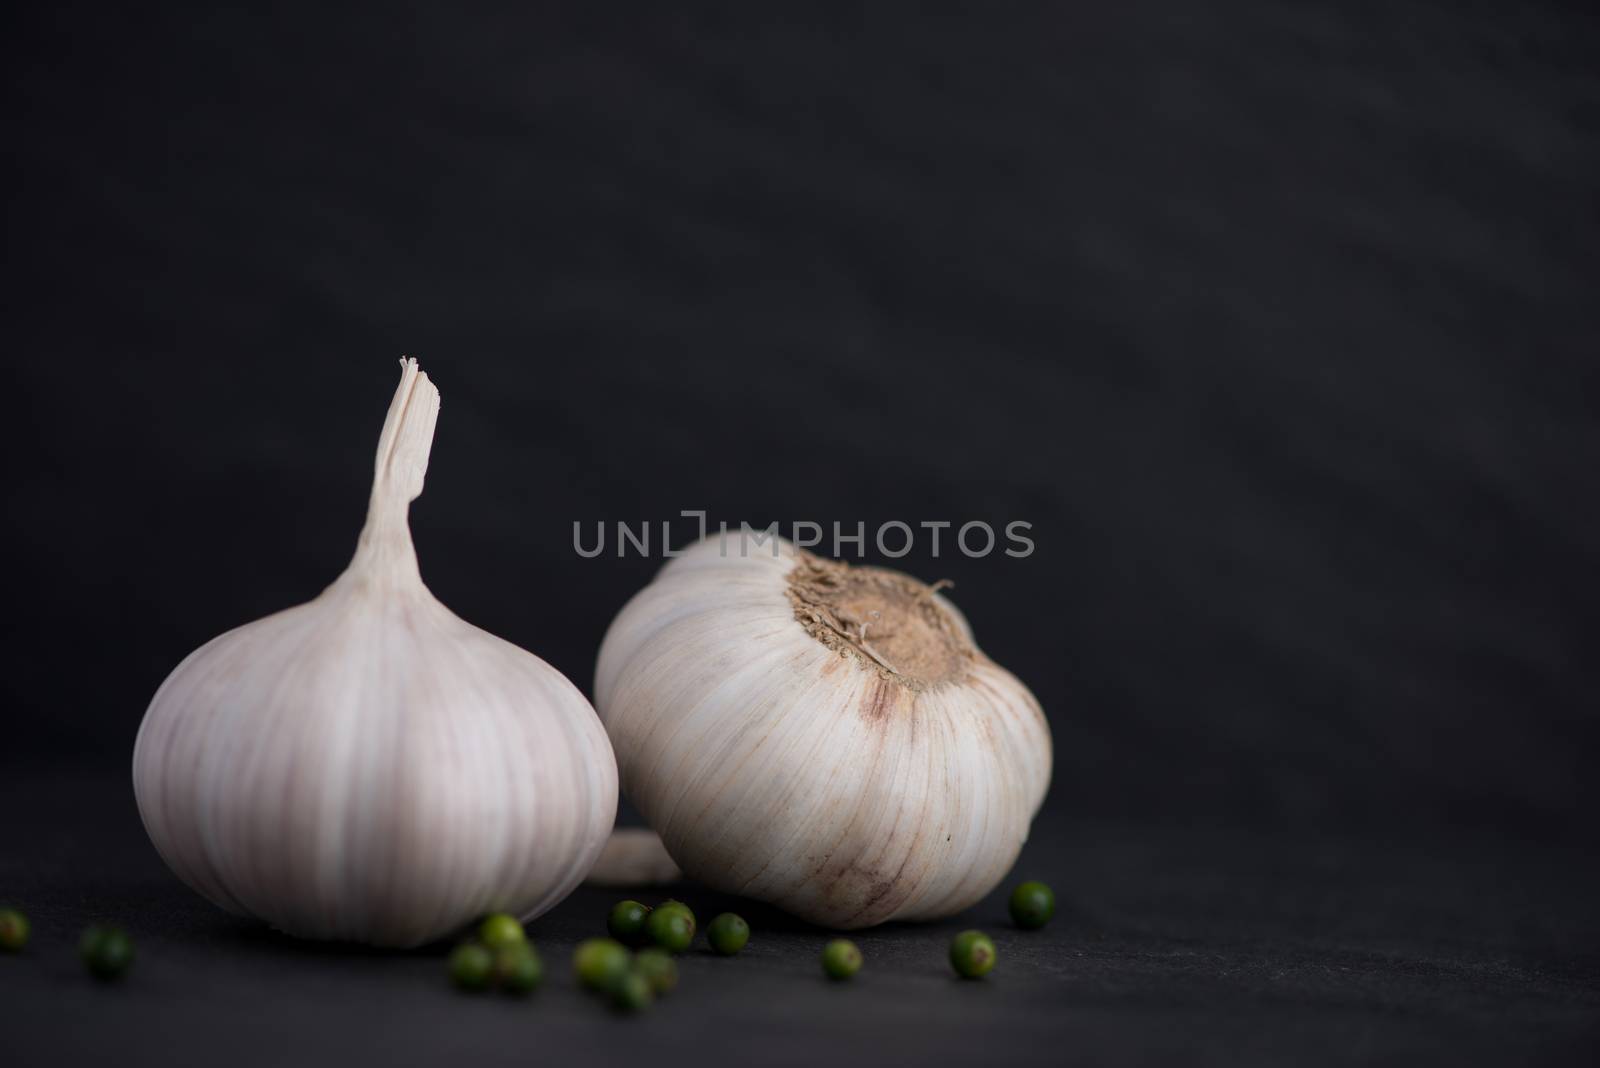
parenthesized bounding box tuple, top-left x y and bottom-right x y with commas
(133, 360, 617, 947)
(595, 537, 1051, 929)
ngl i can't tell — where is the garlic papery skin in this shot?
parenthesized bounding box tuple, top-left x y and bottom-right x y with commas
(594, 537, 1051, 929)
(132, 360, 617, 948)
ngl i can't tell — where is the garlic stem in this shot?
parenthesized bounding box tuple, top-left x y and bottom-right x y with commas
(348, 358, 438, 588)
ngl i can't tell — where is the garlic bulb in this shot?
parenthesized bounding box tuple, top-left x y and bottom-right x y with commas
(594, 537, 1051, 929)
(133, 360, 617, 947)
(584, 828, 683, 888)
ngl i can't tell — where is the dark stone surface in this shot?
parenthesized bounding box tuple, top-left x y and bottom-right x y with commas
(1, 771, 1596, 1066)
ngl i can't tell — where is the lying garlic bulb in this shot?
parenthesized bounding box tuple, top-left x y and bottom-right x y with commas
(595, 537, 1051, 929)
(584, 827, 683, 888)
(133, 360, 617, 947)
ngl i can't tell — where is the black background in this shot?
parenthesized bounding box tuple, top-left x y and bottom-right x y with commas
(3, 2, 1598, 1065)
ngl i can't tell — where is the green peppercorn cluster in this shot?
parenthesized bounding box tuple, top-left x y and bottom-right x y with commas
(578, 898, 749, 1013)
(448, 913, 543, 995)
(1, 876, 1061, 1004)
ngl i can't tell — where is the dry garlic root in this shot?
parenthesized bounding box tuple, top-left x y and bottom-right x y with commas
(595, 537, 1051, 928)
(133, 360, 617, 947)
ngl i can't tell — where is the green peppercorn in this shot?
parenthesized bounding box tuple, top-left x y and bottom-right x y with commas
(79, 925, 135, 981)
(607, 900, 652, 944)
(645, 901, 696, 953)
(632, 947, 678, 996)
(449, 942, 494, 990)
(573, 937, 631, 991)
(0, 909, 29, 952)
(949, 930, 997, 978)
(821, 939, 862, 980)
(492, 943, 543, 994)
(1008, 880, 1055, 929)
(478, 912, 526, 950)
(609, 969, 653, 1013)
(706, 913, 749, 956)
